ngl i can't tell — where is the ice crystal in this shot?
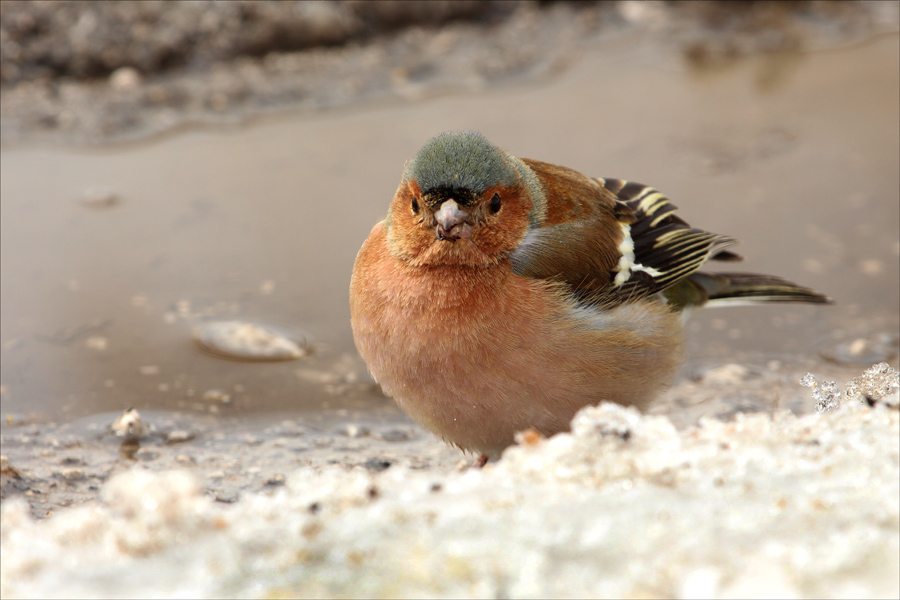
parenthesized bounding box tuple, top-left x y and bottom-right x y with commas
(802, 362, 899, 412)
(843, 362, 899, 406)
(813, 380, 841, 413)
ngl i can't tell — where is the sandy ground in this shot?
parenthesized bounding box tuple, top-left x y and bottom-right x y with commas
(1, 2, 899, 598)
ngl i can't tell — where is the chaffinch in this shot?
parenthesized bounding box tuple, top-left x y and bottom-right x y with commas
(350, 131, 830, 461)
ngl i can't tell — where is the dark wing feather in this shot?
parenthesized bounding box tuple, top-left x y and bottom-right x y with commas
(587, 178, 742, 304)
(510, 164, 829, 309)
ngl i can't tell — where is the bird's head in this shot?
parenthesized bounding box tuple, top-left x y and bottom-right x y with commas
(386, 131, 536, 268)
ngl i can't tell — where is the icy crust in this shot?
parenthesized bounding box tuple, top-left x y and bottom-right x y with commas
(2, 397, 898, 599)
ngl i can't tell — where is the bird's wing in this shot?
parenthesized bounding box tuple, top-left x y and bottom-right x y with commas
(511, 160, 741, 305)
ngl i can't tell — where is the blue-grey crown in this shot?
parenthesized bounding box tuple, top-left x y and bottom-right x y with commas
(404, 131, 518, 194)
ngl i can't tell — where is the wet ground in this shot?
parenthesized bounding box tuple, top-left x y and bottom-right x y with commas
(1, 8, 899, 518)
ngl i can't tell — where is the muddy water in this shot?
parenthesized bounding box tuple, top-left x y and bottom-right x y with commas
(2, 34, 898, 454)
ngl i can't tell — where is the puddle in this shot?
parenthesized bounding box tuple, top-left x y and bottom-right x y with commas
(1, 33, 898, 516)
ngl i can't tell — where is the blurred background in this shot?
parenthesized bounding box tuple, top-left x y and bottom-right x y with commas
(0, 1, 898, 513)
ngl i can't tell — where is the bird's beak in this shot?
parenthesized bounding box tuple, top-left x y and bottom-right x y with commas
(434, 199, 471, 241)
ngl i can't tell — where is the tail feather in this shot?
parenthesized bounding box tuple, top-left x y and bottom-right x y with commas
(664, 271, 832, 308)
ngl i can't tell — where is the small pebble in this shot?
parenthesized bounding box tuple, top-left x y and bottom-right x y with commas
(135, 448, 159, 461)
(343, 424, 370, 438)
(60, 469, 85, 481)
(111, 408, 146, 441)
(166, 430, 195, 445)
(264, 475, 285, 487)
(194, 321, 311, 362)
(109, 66, 143, 90)
(377, 429, 412, 442)
(363, 458, 391, 472)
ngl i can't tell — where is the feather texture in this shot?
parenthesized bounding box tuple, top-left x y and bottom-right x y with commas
(350, 131, 831, 459)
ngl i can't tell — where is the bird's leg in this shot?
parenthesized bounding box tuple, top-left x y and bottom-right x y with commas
(473, 454, 489, 469)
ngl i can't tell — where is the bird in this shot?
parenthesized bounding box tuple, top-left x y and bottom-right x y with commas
(349, 130, 830, 462)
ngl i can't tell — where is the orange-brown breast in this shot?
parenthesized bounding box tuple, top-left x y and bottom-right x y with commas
(350, 221, 683, 457)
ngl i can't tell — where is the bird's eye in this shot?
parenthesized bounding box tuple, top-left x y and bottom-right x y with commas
(411, 197, 420, 214)
(489, 193, 501, 214)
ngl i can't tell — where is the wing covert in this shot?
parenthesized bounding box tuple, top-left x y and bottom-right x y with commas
(510, 167, 744, 306)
